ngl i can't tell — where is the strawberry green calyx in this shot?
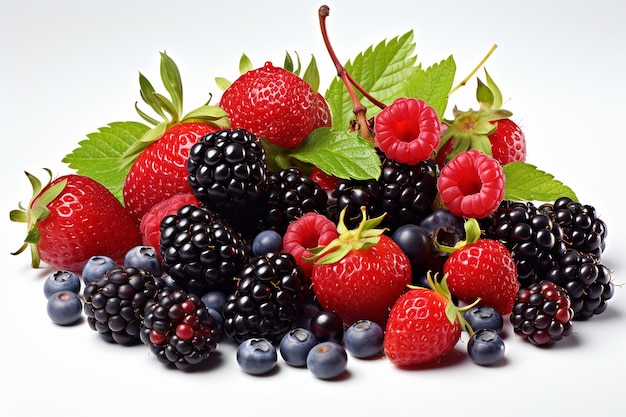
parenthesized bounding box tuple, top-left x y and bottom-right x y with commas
(306, 206, 386, 265)
(9, 169, 66, 268)
(435, 217, 482, 254)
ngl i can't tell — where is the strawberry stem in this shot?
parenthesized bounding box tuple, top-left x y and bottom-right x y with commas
(448, 44, 498, 97)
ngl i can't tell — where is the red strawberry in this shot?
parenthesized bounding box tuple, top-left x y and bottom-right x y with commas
(487, 118, 526, 164)
(219, 62, 327, 149)
(308, 207, 412, 326)
(384, 272, 473, 366)
(440, 218, 519, 315)
(10, 169, 141, 273)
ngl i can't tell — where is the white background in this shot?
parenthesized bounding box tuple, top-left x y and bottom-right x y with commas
(1, 1, 625, 416)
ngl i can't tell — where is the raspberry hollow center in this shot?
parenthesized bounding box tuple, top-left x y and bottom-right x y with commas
(456, 171, 482, 195)
(392, 119, 421, 143)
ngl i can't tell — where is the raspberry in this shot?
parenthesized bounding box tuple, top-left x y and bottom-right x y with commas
(282, 212, 338, 278)
(374, 97, 441, 165)
(437, 149, 505, 219)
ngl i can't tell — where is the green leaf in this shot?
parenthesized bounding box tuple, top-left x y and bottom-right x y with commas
(138, 72, 165, 122)
(159, 51, 183, 116)
(482, 68, 503, 109)
(402, 55, 456, 118)
(325, 30, 418, 131)
(215, 77, 231, 91)
(239, 53, 253, 74)
(503, 162, 578, 202)
(182, 105, 230, 126)
(476, 78, 495, 108)
(302, 55, 320, 93)
(62, 121, 150, 203)
(290, 128, 381, 180)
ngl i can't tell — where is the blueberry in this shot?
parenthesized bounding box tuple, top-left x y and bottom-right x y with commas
(46, 291, 82, 325)
(344, 319, 384, 358)
(306, 341, 348, 379)
(464, 305, 504, 334)
(124, 245, 162, 277)
(419, 208, 465, 248)
(82, 255, 117, 286)
(43, 270, 81, 299)
(391, 224, 431, 273)
(279, 328, 319, 367)
(252, 230, 283, 256)
(309, 310, 344, 344)
(468, 329, 505, 366)
(236, 338, 278, 375)
(201, 291, 227, 313)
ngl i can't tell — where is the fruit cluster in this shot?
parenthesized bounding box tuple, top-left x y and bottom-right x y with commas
(12, 5, 614, 377)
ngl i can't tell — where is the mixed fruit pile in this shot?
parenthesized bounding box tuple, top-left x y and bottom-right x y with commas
(10, 5, 614, 377)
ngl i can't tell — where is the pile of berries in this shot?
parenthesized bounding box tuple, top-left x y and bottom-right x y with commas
(12, 5, 615, 379)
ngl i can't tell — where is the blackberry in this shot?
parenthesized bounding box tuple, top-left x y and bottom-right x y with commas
(550, 248, 614, 320)
(160, 204, 249, 296)
(261, 167, 328, 234)
(83, 266, 164, 345)
(223, 252, 309, 344)
(140, 287, 222, 370)
(510, 280, 574, 346)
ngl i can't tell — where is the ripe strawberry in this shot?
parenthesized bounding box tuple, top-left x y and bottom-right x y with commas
(374, 97, 441, 165)
(308, 207, 412, 326)
(487, 118, 526, 164)
(219, 62, 327, 149)
(384, 272, 473, 366)
(440, 219, 519, 315)
(10, 169, 141, 273)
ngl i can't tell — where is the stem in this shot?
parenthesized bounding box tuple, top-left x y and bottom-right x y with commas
(448, 44, 498, 97)
(318, 5, 375, 141)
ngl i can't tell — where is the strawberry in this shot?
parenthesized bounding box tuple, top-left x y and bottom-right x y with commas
(439, 218, 519, 315)
(487, 117, 526, 165)
(219, 62, 328, 149)
(308, 207, 412, 326)
(384, 272, 475, 366)
(10, 169, 141, 273)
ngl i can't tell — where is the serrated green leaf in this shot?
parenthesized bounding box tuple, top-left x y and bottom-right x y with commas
(62, 121, 150, 203)
(503, 162, 578, 202)
(402, 55, 456, 118)
(325, 30, 418, 131)
(291, 128, 381, 180)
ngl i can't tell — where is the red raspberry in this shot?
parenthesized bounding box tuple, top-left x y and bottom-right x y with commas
(374, 97, 441, 165)
(437, 149, 505, 219)
(309, 167, 339, 192)
(282, 212, 338, 278)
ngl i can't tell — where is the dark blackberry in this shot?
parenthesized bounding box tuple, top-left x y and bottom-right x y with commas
(538, 197, 608, 258)
(160, 204, 249, 296)
(262, 167, 328, 234)
(223, 252, 309, 344)
(550, 248, 614, 320)
(83, 266, 164, 345)
(510, 280, 574, 346)
(482, 201, 566, 288)
(140, 287, 222, 370)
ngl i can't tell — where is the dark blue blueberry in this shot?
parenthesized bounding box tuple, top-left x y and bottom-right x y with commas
(46, 291, 82, 325)
(43, 270, 81, 299)
(201, 291, 227, 313)
(309, 310, 344, 344)
(464, 305, 504, 334)
(81, 255, 117, 286)
(344, 319, 384, 358)
(251, 230, 283, 256)
(306, 341, 348, 379)
(391, 224, 431, 276)
(236, 338, 278, 375)
(124, 245, 162, 277)
(279, 328, 319, 367)
(468, 329, 505, 366)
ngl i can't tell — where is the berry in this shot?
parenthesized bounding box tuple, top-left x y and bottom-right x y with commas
(10, 170, 141, 273)
(391, 224, 431, 280)
(374, 97, 441, 165)
(487, 118, 527, 165)
(309, 167, 339, 192)
(510, 280, 574, 346)
(83, 266, 164, 345)
(463, 305, 504, 334)
(219, 62, 326, 149)
(43, 270, 81, 299)
(306, 341, 348, 380)
(81, 255, 117, 286)
(279, 328, 319, 367)
(124, 245, 162, 277)
(222, 252, 309, 344)
(200, 291, 228, 313)
(252, 230, 283, 256)
(467, 329, 505, 366)
(160, 204, 249, 295)
(437, 149, 505, 219)
(47, 291, 83, 326)
(309, 310, 344, 344)
(236, 338, 278, 375)
(344, 320, 384, 359)
(140, 287, 222, 369)
(310, 207, 412, 326)
(418, 207, 466, 276)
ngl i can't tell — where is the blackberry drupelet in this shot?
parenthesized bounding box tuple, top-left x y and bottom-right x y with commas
(223, 252, 309, 344)
(140, 287, 222, 370)
(510, 280, 574, 346)
(262, 167, 328, 235)
(83, 266, 164, 345)
(160, 204, 249, 296)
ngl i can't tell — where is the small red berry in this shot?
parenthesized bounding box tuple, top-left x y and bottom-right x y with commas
(374, 97, 441, 165)
(488, 118, 526, 165)
(176, 323, 195, 341)
(437, 149, 505, 219)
